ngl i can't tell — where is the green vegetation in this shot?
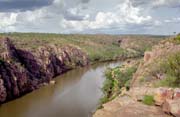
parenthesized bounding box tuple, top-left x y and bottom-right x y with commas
(176, 34, 180, 41)
(100, 64, 138, 106)
(142, 95, 155, 105)
(0, 33, 164, 63)
(175, 34, 180, 43)
(97, 34, 180, 110)
(167, 33, 180, 44)
(0, 58, 3, 65)
(155, 52, 180, 87)
(132, 34, 180, 88)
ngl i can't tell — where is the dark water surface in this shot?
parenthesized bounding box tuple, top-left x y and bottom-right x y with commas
(0, 61, 121, 117)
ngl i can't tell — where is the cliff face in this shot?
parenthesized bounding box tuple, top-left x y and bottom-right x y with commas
(0, 38, 89, 103)
(131, 40, 180, 87)
(94, 36, 180, 117)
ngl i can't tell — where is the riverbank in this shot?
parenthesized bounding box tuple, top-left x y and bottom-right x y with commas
(0, 38, 89, 103)
(0, 33, 164, 103)
(0, 61, 122, 117)
(99, 59, 140, 107)
(94, 34, 180, 117)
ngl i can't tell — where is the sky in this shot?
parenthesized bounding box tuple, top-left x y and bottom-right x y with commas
(0, 0, 180, 35)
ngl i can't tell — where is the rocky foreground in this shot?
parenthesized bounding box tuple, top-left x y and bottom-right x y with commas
(94, 36, 180, 117)
(94, 87, 180, 117)
(0, 38, 89, 103)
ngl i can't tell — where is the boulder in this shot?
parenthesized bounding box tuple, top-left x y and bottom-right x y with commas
(94, 109, 114, 117)
(174, 88, 180, 99)
(103, 101, 121, 112)
(163, 99, 180, 117)
(114, 102, 170, 117)
(50, 80, 56, 85)
(154, 88, 174, 106)
(129, 87, 155, 101)
(144, 52, 152, 62)
(155, 73, 165, 80)
(102, 95, 135, 113)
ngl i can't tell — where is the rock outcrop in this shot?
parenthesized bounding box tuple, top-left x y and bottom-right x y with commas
(94, 87, 180, 117)
(163, 99, 180, 116)
(94, 36, 180, 117)
(0, 79, 7, 102)
(131, 41, 180, 87)
(94, 94, 171, 117)
(0, 37, 89, 103)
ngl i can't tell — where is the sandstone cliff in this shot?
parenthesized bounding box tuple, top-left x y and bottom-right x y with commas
(0, 37, 89, 103)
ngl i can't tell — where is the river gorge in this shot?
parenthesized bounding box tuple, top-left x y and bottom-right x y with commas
(0, 61, 121, 117)
(0, 34, 169, 117)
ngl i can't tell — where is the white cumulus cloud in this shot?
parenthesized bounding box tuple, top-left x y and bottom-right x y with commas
(152, 0, 180, 7)
(0, 0, 179, 34)
(61, 0, 152, 32)
(0, 13, 17, 31)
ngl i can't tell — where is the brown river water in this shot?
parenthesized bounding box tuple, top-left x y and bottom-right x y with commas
(0, 61, 121, 117)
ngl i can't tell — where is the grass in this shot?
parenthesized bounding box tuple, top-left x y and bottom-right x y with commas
(155, 76, 177, 87)
(155, 52, 180, 87)
(176, 34, 180, 41)
(142, 95, 155, 105)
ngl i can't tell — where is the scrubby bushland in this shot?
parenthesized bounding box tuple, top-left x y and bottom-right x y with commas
(166, 33, 180, 44)
(95, 34, 180, 117)
(130, 34, 180, 88)
(155, 52, 180, 87)
(176, 34, 180, 41)
(100, 62, 138, 106)
(174, 33, 180, 43)
(0, 33, 164, 63)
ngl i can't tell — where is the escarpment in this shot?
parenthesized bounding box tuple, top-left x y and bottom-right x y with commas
(0, 37, 89, 103)
(94, 35, 180, 117)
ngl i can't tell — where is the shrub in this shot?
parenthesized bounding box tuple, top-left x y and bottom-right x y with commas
(139, 77, 145, 83)
(142, 95, 154, 105)
(173, 34, 180, 44)
(99, 97, 109, 108)
(100, 65, 137, 106)
(124, 79, 131, 90)
(155, 52, 180, 87)
(155, 76, 177, 87)
(116, 66, 137, 88)
(175, 34, 180, 41)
